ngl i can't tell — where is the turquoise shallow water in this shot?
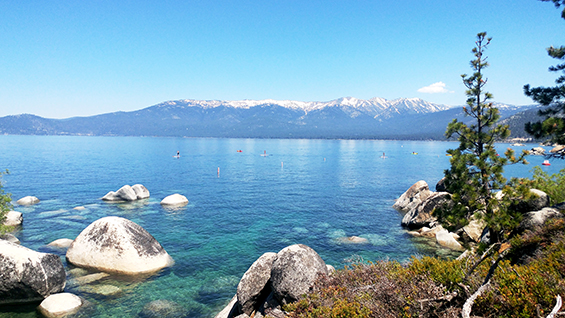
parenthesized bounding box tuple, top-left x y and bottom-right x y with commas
(0, 136, 561, 317)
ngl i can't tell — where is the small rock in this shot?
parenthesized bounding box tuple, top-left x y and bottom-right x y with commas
(47, 238, 74, 249)
(462, 217, 486, 243)
(3, 211, 23, 226)
(160, 194, 189, 206)
(529, 147, 546, 156)
(0, 233, 20, 244)
(436, 229, 464, 251)
(418, 225, 445, 238)
(16, 196, 40, 205)
(38, 293, 82, 318)
(73, 206, 86, 210)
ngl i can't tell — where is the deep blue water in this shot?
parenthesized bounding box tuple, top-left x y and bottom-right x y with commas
(0, 136, 561, 317)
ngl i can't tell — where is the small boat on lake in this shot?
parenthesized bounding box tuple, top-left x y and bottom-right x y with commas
(542, 160, 551, 166)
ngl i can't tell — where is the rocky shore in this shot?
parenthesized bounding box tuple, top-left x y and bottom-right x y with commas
(393, 179, 562, 253)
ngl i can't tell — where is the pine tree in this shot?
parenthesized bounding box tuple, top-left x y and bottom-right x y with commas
(437, 33, 527, 241)
(524, 0, 565, 154)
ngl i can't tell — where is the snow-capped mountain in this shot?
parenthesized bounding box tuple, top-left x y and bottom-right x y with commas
(153, 97, 453, 119)
(0, 97, 538, 139)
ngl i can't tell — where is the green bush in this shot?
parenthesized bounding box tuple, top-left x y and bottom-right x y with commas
(528, 166, 565, 205)
(282, 220, 565, 318)
(0, 169, 13, 234)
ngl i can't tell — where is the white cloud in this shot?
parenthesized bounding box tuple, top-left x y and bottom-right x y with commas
(417, 81, 453, 94)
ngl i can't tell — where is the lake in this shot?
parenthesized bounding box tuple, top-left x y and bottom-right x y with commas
(0, 136, 560, 317)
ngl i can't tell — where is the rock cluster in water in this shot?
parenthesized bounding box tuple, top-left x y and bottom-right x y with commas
(394, 179, 559, 251)
(102, 184, 150, 201)
(215, 244, 331, 318)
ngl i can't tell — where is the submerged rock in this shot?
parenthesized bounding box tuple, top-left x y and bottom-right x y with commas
(336, 236, 369, 244)
(139, 299, 188, 318)
(38, 293, 83, 318)
(0, 240, 66, 304)
(66, 216, 174, 274)
(16, 196, 39, 205)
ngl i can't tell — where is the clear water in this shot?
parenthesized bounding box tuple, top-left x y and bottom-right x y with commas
(0, 136, 560, 317)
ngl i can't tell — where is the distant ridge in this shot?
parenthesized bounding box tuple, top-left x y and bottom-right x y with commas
(0, 97, 538, 140)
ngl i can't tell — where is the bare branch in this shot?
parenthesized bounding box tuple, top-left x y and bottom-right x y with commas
(547, 295, 563, 318)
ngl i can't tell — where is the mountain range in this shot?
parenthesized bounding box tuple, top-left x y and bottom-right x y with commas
(0, 97, 542, 140)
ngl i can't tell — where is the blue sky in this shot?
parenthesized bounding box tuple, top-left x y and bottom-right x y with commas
(0, 1, 563, 118)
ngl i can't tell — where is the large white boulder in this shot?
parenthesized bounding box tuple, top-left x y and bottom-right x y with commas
(38, 293, 82, 318)
(160, 194, 189, 206)
(393, 180, 432, 213)
(270, 244, 328, 304)
(16, 196, 39, 205)
(132, 184, 150, 199)
(0, 240, 66, 304)
(3, 211, 23, 226)
(66, 216, 174, 274)
(237, 252, 277, 315)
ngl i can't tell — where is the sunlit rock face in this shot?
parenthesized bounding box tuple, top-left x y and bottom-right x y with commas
(0, 240, 66, 304)
(270, 244, 329, 304)
(66, 216, 174, 275)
